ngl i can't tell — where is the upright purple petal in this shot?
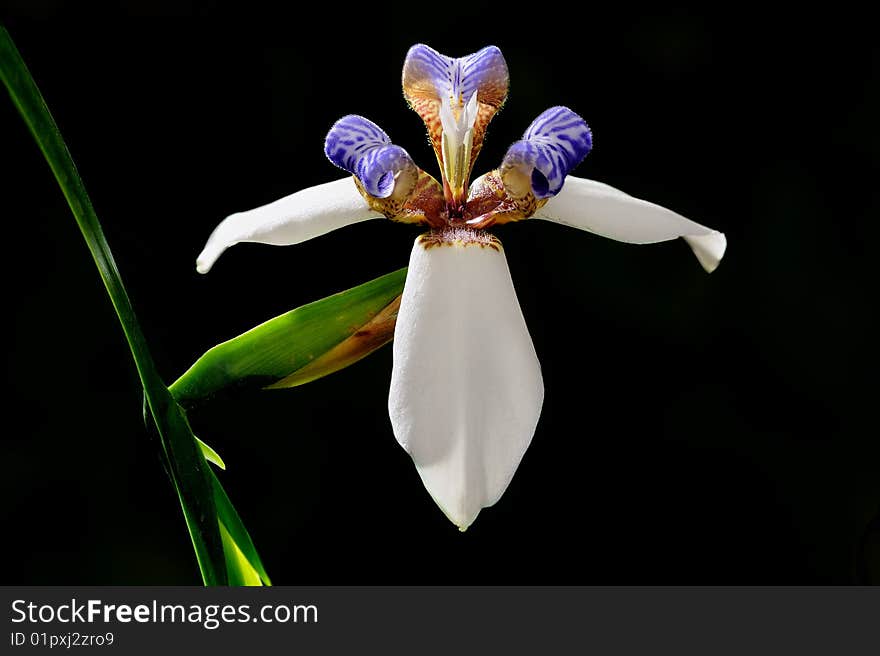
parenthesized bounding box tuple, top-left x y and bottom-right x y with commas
(325, 115, 416, 198)
(403, 44, 508, 109)
(403, 44, 509, 196)
(501, 107, 593, 199)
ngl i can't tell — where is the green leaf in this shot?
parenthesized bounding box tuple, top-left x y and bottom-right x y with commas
(1, 26, 260, 586)
(146, 400, 225, 584)
(170, 268, 406, 403)
(212, 468, 271, 585)
(197, 436, 226, 470)
(220, 521, 263, 586)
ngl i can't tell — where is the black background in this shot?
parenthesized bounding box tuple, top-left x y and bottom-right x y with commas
(1, 4, 877, 584)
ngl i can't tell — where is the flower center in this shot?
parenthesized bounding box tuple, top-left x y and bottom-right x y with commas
(439, 91, 479, 213)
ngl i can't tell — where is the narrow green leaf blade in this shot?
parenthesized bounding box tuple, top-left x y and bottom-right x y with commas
(219, 521, 263, 586)
(170, 268, 406, 403)
(211, 469, 271, 585)
(148, 400, 225, 585)
(1, 27, 229, 585)
(197, 436, 226, 470)
(0, 26, 164, 395)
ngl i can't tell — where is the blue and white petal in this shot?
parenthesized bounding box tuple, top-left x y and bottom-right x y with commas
(533, 176, 727, 272)
(501, 106, 593, 199)
(403, 44, 509, 202)
(324, 115, 418, 200)
(403, 44, 509, 109)
(389, 230, 544, 530)
(196, 178, 381, 274)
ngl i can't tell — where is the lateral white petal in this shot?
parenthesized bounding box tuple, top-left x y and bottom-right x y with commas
(196, 177, 381, 273)
(388, 233, 544, 530)
(683, 233, 728, 274)
(534, 176, 727, 272)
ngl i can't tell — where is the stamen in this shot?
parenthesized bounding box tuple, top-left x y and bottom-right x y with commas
(440, 91, 479, 209)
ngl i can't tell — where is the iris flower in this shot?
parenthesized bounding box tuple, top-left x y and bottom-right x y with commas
(196, 44, 726, 530)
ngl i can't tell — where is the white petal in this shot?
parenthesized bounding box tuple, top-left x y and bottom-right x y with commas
(196, 177, 381, 273)
(388, 232, 544, 530)
(683, 233, 728, 274)
(534, 176, 727, 273)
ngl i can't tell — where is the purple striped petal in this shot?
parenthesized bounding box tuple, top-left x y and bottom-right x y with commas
(325, 115, 416, 198)
(501, 107, 592, 199)
(403, 44, 508, 108)
(403, 44, 509, 196)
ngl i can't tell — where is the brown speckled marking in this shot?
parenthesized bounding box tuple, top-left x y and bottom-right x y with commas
(468, 101, 503, 172)
(407, 97, 445, 166)
(463, 170, 548, 228)
(353, 176, 406, 218)
(396, 170, 447, 228)
(418, 228, 502, 251)
(355, 169, 447, 228)
(404, 94, 506, 193)
(356, 164, 547, 233)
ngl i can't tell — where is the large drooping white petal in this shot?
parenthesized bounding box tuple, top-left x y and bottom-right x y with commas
(196, 177, 381, 273)
(388, 230, 544, 530)
(533, 176, 727, 273)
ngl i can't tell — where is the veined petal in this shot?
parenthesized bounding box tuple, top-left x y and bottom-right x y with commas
(196, 177, 380, 274)
(325, 115, 419, 202)
(463, 108, 591, 229)
(533, 176, 727, 272)
(501, 106, 592, 199)
(403, 44, 508, 110)
(388, 230, 544, 530)
(402, 44, 509, 202)
(325, 114, 446, 226)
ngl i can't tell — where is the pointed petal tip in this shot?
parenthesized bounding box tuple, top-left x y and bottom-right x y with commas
(430, 491, 480, 532)
(195, 254, 213, 275)
(535, 177, 727, 272)
(194, 178, 380, 274)
(195, 238, 230, 274)
(684, 231, 727, 273)
(433, 503, 476, 531)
